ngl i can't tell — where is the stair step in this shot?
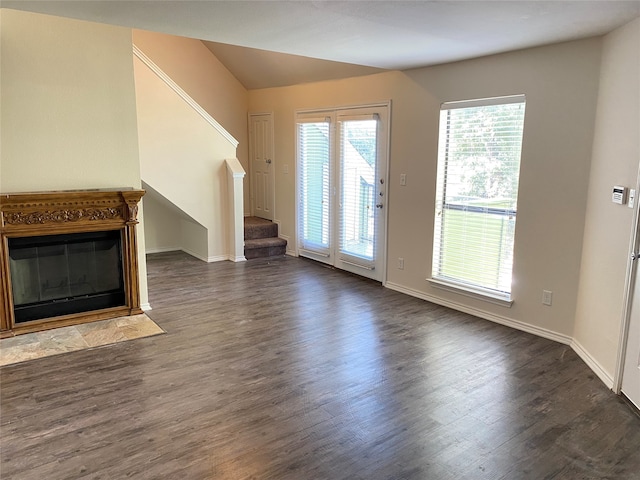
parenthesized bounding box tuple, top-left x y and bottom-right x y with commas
(244, 216, 278, 240)
(244, 237, 287, 259)
(243, 217, 287, 259)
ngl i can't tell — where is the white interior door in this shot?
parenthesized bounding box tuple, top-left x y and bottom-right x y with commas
(622, 235, 640, 409)
(297, 105, 389, 282)
(249, 113, 274, 220)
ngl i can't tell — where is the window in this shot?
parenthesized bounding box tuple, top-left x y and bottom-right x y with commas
(431, 95, 526, 302)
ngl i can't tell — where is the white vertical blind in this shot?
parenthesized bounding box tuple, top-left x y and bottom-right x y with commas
(338, 116, 378, 265)
(432, 95, 526, 298)
(297, 118, 331, 255)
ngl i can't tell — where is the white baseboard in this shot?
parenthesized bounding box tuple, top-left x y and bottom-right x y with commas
(181, 248, 226, 263)
(385, 281, 615, 390)
(148, 247, 241, 263)
(384, 282, 573, 346)
(179, 247, 208, 262)
(207, 254, 229, 263)
(570, 338, 614, 389)
(145, 246, 181, 255)
(141, 303, 152, 311)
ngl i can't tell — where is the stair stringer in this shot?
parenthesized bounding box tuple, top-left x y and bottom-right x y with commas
(133, 51, 238, 262)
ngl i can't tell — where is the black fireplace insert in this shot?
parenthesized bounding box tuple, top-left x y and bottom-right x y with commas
(8, 230, 126, 323)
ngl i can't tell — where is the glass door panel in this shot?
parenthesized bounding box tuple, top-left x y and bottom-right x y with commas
(338, 118, 378, 265)
(297, 119, 331, 258)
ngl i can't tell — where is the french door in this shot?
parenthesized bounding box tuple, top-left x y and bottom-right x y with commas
(296, 105, 389, 282)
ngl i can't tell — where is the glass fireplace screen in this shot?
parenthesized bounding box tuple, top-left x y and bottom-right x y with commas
(8, 230, 126, 323)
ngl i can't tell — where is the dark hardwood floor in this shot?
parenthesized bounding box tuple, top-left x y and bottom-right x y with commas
(2, 251, 639, 479)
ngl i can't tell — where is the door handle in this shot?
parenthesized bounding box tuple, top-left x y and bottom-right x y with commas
(266, 159, 272, 164)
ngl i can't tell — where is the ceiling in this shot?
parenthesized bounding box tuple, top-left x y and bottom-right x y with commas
(3, 1, 639, 89)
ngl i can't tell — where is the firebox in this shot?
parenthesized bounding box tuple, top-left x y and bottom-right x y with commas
(8, 230, 126, 323)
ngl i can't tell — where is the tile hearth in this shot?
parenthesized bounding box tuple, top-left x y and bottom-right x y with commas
(0, 314, 164, 366)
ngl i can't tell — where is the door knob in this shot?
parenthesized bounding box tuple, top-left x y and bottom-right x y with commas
(266, 158, 272, 164)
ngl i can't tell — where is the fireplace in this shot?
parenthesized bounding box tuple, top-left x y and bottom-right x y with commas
(1, 189, 145, 336)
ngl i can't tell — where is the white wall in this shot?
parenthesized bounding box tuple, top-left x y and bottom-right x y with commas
(132, 30, 251, 214)
(0, 9, 149, 306)
(573, 17, 640, 384)
(249, 38, 602, 342)
(133, 55, 237, 261)
(142, 189, 183, 253)
(142, 186, 211, 261)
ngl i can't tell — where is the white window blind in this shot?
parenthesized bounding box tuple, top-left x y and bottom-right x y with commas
(432, 95, 526, 300)
(297, 118, 331, 256)
(338, 115, 378, 266)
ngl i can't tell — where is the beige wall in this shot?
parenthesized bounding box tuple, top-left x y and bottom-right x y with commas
(0, 9, 149, 306)
(248, 38, 603, 341)
(132, 30, 251, 214)
(573, 17, 640, 383)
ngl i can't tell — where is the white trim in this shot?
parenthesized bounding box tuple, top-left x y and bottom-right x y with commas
(385, 282, 572, 345)
(141, 303, 152, 311)
(147, 247, 238, 263)
(571, 338, 615, 389)
(274, 219, 294, 254)
(207, 255, 229, 263)
(277, 232, 296, 257)
(133, 44, 239, 148)
(180, 247, 208, 262)
(145, 246, 181, 255)
(296, 100, 392, 116)
(442, 94, 526, 110)
(613, 163, 640, 393)
(428, 278, 513, 307)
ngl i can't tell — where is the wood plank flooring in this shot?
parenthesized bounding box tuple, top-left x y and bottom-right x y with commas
(1, 251, 639, 479)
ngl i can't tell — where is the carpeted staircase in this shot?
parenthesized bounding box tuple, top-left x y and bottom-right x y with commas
(244, 217, 287, 259)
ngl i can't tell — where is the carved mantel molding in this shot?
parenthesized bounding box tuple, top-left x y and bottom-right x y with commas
(0, 188, 145, 337)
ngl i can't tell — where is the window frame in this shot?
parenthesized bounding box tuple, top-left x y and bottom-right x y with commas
(429, 94, 526, 306)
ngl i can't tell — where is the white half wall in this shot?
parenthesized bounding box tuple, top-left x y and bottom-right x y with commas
(133, 54, 237, 261)
(132, 29, 251, 215)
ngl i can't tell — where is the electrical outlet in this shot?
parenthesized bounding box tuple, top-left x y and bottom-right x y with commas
(629, 189, 636, 209)
(400, 173, 407, 186)
(398, 257, 404, 270)
(542, 290, 552, 306)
